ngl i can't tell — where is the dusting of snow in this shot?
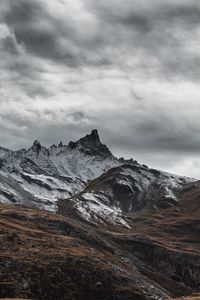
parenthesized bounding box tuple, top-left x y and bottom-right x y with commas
(120, 166, 196, 201)
(0, 142, 120, 211)
(71, 164, 198, 225)
(157, 172, 195, 200)
(49, 147, 120, 181)
(74, 192, 131, 229)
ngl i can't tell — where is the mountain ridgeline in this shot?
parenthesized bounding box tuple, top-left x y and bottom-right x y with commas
(0, 129, 193, 216)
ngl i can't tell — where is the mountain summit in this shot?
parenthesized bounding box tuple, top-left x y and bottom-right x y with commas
(74, 129, 113, 157)
(0, 129, 194, 214)
(79, 129, 101, 147)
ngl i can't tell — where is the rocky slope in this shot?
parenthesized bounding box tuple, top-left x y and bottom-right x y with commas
(0, 204, 159, 300)
(58, 163, 194, 229)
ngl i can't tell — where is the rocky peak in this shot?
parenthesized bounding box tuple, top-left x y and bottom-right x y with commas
(76, 130, 113, 157)
(79, 129, 101, 148)
(30, 140, 48, 158)
(31, 140, 42, 151)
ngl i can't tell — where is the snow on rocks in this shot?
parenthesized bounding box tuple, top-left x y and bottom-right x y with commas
(120, 165, 195, 202)
(69, 163, 197, 225)
(74, 192, 131, 229)
(0, 131, 120, 211)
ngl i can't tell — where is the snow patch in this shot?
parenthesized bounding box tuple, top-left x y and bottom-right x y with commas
(75, 192, 131, 229)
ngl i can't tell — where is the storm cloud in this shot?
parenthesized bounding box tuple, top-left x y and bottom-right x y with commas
(1, 0, 200, 177)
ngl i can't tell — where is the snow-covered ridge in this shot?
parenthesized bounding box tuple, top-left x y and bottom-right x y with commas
(0, 130, 120, 210)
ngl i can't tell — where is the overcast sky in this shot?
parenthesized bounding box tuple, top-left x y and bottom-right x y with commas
(0, 0, 200, 178)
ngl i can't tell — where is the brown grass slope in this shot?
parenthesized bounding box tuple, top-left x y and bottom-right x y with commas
(0, 204, 150, 300)
(0, 181, 200, 299)
(58, 179, 200, 298)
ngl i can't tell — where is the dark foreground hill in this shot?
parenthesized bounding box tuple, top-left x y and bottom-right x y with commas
(0, 180, 199, 299)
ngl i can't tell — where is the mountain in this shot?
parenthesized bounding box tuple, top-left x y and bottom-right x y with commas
(0, 130, 199, 299)
(0, 130, 193, 216)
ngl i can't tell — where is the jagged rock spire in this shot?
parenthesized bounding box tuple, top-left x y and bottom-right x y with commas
(90, 129, 100, 142)
(32, 140, 41, 150)
(78, 129, 101, 148)
(76, 129, 112, 157)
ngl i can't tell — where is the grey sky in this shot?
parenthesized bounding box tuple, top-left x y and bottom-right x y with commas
(0, 0, 200, 178)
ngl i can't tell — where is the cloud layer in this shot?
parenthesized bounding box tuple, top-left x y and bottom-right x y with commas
(0, 0, 200, 177)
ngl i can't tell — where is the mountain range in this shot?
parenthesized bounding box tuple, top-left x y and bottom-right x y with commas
(0, 130, 199, 299)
